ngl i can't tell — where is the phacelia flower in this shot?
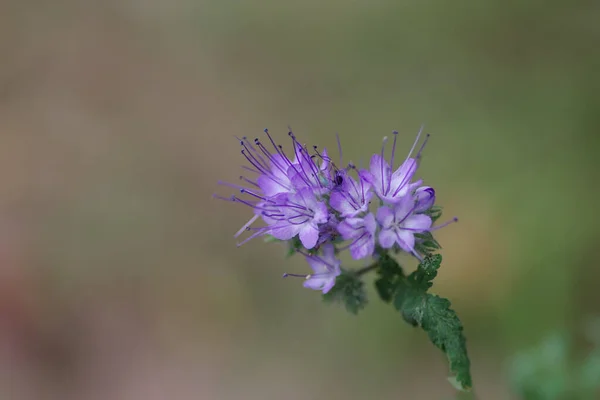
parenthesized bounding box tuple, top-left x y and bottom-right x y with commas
(216, 126, 456, 294)
(376, 194, 432, 256)
(330, 171, 373, 217)
(364, 128, 429, 204)
(337, 213, 377, 260)
(293, 243, 341, 294)
(267, 188, 328, 249)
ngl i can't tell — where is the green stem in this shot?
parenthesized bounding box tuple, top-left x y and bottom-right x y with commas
(355, 261, 379, 276)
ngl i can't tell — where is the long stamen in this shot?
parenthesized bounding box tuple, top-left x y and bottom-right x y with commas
(218, 180, 256, 192)
(289, 133, 313, 185)
(406, 125, 424, 159)
(255, 139, 288, 176)
(240, 176, 259, 188)
(241, 150, 268, 176)
(234, 214, 260, 238)
(416, 133, 431, 160)
(282, 273, 309, 279)
(380, 136, 388, 194)
(387, 130, 399, 194)
(263, 128, 285, 158)
(336, 132, 343, 167)
(430, 217, 459, 231)
(236, 227, 268, 247)
(240, 141, 269, 172)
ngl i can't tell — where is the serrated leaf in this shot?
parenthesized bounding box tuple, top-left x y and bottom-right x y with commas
(323, 271, 367, 315)
(374, 253, 405, 303)
(410, 254, 442, 290)
(414, 231, 442, 255)
(393, 254, 472, 391)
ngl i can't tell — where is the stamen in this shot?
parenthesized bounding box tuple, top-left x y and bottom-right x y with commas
(236, 227, 268, 247)
(387, 130, 399, 194)
(380, 136, 388, 194)
(416, 134, 431, 160)
(239, 176, 259, 187)
(430, 217, 459, 231)
(218, 180, 255, 192)
(406, 125, 424, 159)
(336, 132, 343, 167)
(282, 273, 309, 279)
(234, 214, 260, 238)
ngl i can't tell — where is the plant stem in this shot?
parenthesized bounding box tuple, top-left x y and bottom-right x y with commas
(355, 261, 379, 276)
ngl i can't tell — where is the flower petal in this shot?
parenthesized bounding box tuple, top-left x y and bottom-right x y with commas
(378, 228, 396, 248)
(369, 154, 391, 196)
(337, 219, 361, 239)
(329, 191, 355, 217)
(395, 229, 416, 253)
(349, 235, 374, 260)
(376, 206, 394, 228)
(299, 224, 319, 249)
(390, 158, 417, 196)
(415, 186, 435, 213)
(393, 194, 416, 221)
(403, 214, 432, 232)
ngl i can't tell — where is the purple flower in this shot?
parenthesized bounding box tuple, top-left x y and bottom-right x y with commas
(337, 213, 377, 260)
(364, 129, 429, 204)
(301, 244, 341, 294)
(330, 171, 373, 217)
(376, 194, 432, 256)
(414, 186, 435, 213)
(267, 188, 328, 249)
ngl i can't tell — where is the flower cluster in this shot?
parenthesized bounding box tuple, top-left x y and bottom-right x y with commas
(216, 128, 456, 294)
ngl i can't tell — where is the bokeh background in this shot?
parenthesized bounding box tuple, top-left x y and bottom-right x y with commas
(1, 1, 599, 399)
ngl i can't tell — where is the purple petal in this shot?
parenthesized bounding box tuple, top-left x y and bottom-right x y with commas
(337, 218, 363, 239)
(330, 191, 355, 216)
(403, 214, 432, 232)
(299, 224, 319, 249)
(389, 158, 417, 197)
(312, 201, 329, 224)
(306, 255, 328, 274)
(363, 213, 377, 235)
(270, 223, 300, 241)
(369, 154, 390, 196)
(321, 243, 337, 264)
(378, 228, 396, 248)
(349, 236, 375, 260)
(415, 186, 435, 213)
(393, 194, 415, 221)
(376, 206, 394, 228)
(257, 175, 288, 197)
(395, 229, 416, 253)
(303, 275, 335, 293)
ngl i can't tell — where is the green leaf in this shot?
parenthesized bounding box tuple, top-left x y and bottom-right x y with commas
(392, 254, 472, 391)
(414, 231, 442, 255)
(323, 271, 367, 315)
(374, 253, 406, 303)
(285, 236, 303, 258)
(424, 205, 443, 223)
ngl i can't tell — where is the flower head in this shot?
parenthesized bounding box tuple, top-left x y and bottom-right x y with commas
(216, 126, 455, 295)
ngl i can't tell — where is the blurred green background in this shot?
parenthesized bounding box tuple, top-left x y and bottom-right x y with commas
(1, 1, 599, 399)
